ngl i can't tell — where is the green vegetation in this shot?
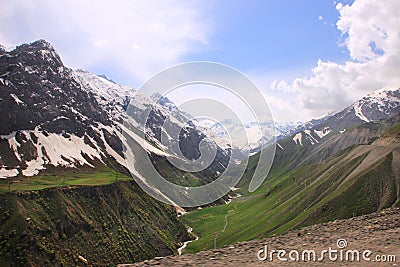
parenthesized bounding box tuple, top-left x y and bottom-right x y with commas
(383, 122, 400, 136)
(2, 117, 399, 264)
(0, 180, 189, 266)
(154, 157, 205, 187)
(0, 166, 132, 191)
(181, 136, 400, 254)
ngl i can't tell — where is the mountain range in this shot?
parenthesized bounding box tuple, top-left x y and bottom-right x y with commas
(182, 89, 400, 253)
(0, 40, 227, 265)
(0, 40, 399, 265)
(0, 40, 229, 186)
(192, 87, 400, 153)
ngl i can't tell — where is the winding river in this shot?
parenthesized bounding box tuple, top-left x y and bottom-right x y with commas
(177, 227, 199, 255)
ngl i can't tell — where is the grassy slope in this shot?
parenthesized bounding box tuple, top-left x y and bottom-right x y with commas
(0, 165, 193, 266)
(0, 149, 222, 264)
(0, 179, 189, 266)
(0, 166, 131, 191)
(181, 129, 400, 253)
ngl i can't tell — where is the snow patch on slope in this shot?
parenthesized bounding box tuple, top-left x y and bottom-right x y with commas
(0, 168, 19, 179)
(0, 128, 107, 177)
(10, 93, 24, 105)
(314, 127, 331, 138)
(277, 143, 284, 150)
(353, 87, 400, 122)
(304, 130, 319, 145)
(120, 123, 171, 157)
(92, 123, 127, 168)
(353, 101, 370, 122)
(36, 131, 103, 168)
(292, 132, 303, 146)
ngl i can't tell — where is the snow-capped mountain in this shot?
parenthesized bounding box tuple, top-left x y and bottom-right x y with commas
(1, 40, 398, 181)
(0, 40, 229, 179)
(352, 87, 400, 122)
(278, 87, 400, 149)
(277, 112, 334, 140)
(178, 87, 399, 153)
(0, 40, 122, 178)
(195, 119, 302, 152)
(74, 69, 229, 169)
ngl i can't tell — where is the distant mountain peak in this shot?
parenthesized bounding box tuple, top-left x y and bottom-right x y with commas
(352, 87, 400, 122)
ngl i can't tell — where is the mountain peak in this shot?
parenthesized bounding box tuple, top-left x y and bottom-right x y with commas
(32, 39, 55, 49)
(15, 39, 56, 52)
(352, 87, 400, 122)
(368, 86, 399, 95)
(358, 86, 400, 102)
(11, 39, 63, 68)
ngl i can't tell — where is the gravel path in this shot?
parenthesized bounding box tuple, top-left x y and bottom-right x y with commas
(121, 208, 400, 266)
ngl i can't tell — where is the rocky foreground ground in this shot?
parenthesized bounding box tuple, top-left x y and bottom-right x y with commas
(121, 208, 400, 266)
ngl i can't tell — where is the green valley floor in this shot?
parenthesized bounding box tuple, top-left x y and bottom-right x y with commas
(123, 207, 400, 266)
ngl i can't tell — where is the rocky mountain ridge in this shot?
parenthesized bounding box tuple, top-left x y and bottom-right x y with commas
(0, 40, 229, 183)
(279, 87, 400, 148)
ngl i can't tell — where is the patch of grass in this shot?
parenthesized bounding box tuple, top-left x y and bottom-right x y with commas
(383, 122, 400, 136)
(181, 143, 399, 254)
(0, 166, 132, 191)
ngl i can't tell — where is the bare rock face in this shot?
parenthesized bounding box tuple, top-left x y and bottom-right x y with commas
(0, 40, 110, 136)
(0, 40, 122, 176)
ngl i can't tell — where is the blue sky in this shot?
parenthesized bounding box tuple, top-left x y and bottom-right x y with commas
(184, 0, 351, 72)
(87, 0, 355, 85)
(1, 0, 399, 122)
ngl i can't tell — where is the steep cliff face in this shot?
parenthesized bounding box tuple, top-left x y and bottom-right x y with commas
(0, 40, 124, 177)
(0, 40, 111, 136)
(0, 181, 190, 266)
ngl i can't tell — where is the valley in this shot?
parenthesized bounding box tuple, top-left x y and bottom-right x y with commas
(0, 39, 399, 266)
(180, 117, 400, 254)
(130, 207, 400, 266)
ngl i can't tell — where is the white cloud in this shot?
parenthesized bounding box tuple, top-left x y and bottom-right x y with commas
(268, 0, 400, 122)
(0, 0, 211, 84)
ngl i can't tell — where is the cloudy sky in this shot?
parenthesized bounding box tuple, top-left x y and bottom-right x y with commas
(1, 0, 399, 122)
